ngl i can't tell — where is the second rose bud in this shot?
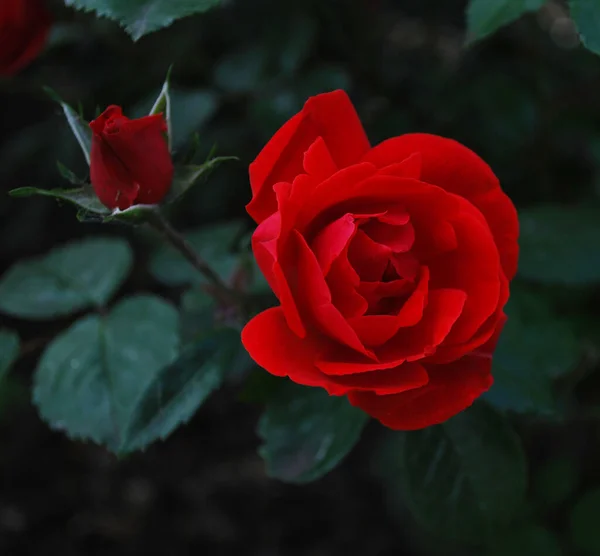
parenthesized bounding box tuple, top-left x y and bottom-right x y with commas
(89, 106, 173, 210)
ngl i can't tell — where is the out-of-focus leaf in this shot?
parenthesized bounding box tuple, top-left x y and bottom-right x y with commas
(0, 329, 20, 381)
(487, 525, 562, 556)
(570, 489, 600, 556)
(518, 205, 600, 284)
(569, 0, 600, 56)
(297, 65, 351, 99)
(9, 186, 110, 216)
(0, 237, 132, 319)
(44, 87, 92, 164)
(180, 286, 215, 343)
(121, 327, 240, 452)
(169, 90, 219, 149)
(466, 0, 546, 43)
(278, 15, 317, 75)
(484, 288, 581, 415)
(64, 0, 222, 41)
(179, 287, 253, 382)
(533, 457, 579, 510)
(33, 296, 179, 454)
(258, 382, 369, 483)
(56, 161, 85, 185)
(214, 46, 268, 94)
(164, 158, 238, 205)
(395, 403, 527, 543)
(149, 220, 245, 286)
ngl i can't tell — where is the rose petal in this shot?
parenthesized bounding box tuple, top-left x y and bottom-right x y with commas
(377, 288, 467, 362)
(311, 213, 357, 274)
(378, 152, 422, 179)
(247, 90, 371, 223)
(348, 266, 430, 346)
(291, 230, 373, 357)
(362, 219, 415, 253)
(327, 256, 369, 318)
(363, 134, 518, 279)
(430, 213, 501, 344)
(242, 307, 336, 390)
(303, 136, 338, 180)
(348, 352, 493, 430)
(242, 307, 422, 396)
(348, 229, 392, 281)
(328, 362, 429, 395)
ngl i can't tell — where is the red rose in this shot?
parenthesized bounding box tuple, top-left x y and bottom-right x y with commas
(242, 90, 519, 430)
(90, 106, 174, 210)
(0, 0, 52, 76)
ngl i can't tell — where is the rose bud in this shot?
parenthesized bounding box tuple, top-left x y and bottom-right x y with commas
(0, 0, 52, 76)
(89, 106, 174, 210)
(241, 90, 519, 431)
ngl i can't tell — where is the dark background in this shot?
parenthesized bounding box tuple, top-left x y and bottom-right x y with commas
(1, 0, 599, 554)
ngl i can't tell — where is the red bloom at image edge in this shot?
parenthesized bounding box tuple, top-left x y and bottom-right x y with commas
(241, 90, 519, 430)
(89, 106, 174, 210)
(0, 0, 52, 75)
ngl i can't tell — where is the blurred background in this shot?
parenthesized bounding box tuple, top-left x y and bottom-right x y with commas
(1, 0, 600, 554)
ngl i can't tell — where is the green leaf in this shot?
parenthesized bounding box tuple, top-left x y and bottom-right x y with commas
(214, 46, 268, 94)
(278, 15, 317, 75)
(298, 65, 351, 100)
(164, 157, 237, 205)
(0, 329, 20, 381)
(487, 525, 562, 556)
(258, 382, 369, 483)
(484, 289, 581, 415)
(44, 87, 92, 164)
(466, 0, 546, 43)
(149, 68, 173, 151)
(149, 220, 244, 287)
(180, 286, 215, 343)
(179, 287, 253, 382)
(169, 90, 219, 149)
(9, 186, 110, 216)
(56, 161, 85, 185)
(533, 457, 578, 510)
(518, 205, 600, 284)
(121, 327, 239, 452)
(64, 0, 222, 41)
(396, 403, 527, 543)
(569, 0, 600, 56)
(570, 489, 600, 556)
(33, 296, 179, 453)
(0, 237, 132, 319)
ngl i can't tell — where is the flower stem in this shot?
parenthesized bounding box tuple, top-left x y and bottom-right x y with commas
(147, 210, 238, 305)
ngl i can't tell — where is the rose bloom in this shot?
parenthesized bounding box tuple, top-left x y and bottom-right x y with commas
(89, 106, 173, 210)
(0, 0, 52, 75)
(242, 90, 518, 430)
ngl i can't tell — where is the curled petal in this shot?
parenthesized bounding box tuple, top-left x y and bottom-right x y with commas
(348, 353, 493, 430)
(247, 90, 371, 223)
(363, 134, 518, 279)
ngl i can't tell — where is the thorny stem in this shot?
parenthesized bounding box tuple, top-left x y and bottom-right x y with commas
(147, 209, 240, 307)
